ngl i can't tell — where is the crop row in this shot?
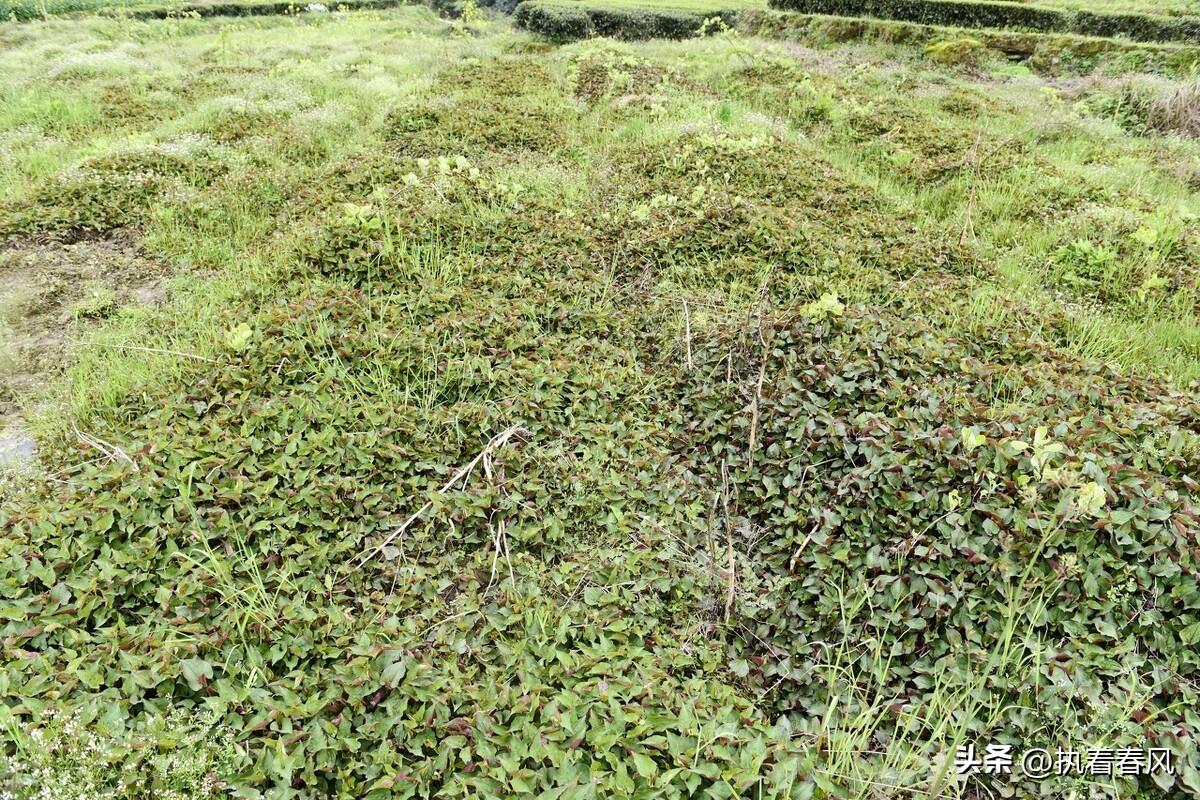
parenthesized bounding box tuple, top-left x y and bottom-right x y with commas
(766, 0, 1200, 45)
(513, 0, 1200, 67)
(737, 8, 1200, 73)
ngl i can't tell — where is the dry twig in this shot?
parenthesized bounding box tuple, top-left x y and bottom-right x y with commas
(72, 421, 138, 471)
(747, 330, 770, 456)
(683, 300, 693, 371)
(484, 457, 515, 592)
(356, 424, 528, 570)
(721, 458, 736, 623)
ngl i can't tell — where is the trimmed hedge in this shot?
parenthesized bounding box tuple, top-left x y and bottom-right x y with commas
(737, 8, 1200, 74)
(113, 0, 404, 20)
(1076, 9, 1200, 42)
(514, 0, 596, 37)
(478, 0, 523, 15)
(514, 0, 738, 40)
(765, 0, 1200, 45)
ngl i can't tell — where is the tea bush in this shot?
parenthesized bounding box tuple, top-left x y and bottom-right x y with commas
(736, 9, 1200, 77)
(515, 1, 739, 40)
(765, 0, 1200, 45)
(514, 0, 595, 37)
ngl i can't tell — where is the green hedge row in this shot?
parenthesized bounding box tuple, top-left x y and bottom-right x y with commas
(0, 0, 404, 20)
(113, 0, 403, 20)
(765, 0, 1200, 45)
(1075, 9, 1200, 42)
(513, 1, 593, 38)
(514, 0, 737, 40)
(0, 0, 129, 21)
(738, 8, 1200, 74)
(478, 0, 523, 15)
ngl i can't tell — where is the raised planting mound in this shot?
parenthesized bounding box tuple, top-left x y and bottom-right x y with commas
(765, 0, 1200, 45)
(3, 7, 1200, 800)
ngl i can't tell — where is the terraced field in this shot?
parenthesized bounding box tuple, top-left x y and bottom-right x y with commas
(511, 0, 1200, 52)
(1039, 0, 1200, 14)
(766, 2, 1200, 47)
(1, 2, 1200, 799)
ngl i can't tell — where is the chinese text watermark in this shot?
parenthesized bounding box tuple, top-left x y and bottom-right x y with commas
(955, 745, 1174, 780)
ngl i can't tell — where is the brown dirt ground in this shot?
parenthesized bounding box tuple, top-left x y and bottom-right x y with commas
(0, 229, 170, 466)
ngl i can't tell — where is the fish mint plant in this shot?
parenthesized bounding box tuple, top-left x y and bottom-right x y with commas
(3, 5, 1200, 800)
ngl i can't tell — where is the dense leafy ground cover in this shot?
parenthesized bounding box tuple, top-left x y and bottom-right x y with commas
(2, 5, 1200, 799)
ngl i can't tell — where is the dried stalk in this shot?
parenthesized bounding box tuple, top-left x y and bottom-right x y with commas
(485, 459, 514, 592)
(683, 300, 693, 371)
(747, 334, 770, 456)
(356, 424, 528, 570)
(721, 458, 736, 624)
(959, 132, 984, 247)
(72, 421, 138, 471)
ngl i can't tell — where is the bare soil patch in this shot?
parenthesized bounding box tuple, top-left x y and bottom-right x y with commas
(0, 230, 170, 464)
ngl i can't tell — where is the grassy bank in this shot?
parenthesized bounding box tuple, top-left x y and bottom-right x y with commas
(2, 6, 1200, 799)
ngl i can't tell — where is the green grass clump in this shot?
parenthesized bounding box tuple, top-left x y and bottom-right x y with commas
(1080, 75, 1200, 137)
(923, 34, 989, 66)
(2, 8, 1200, 800)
